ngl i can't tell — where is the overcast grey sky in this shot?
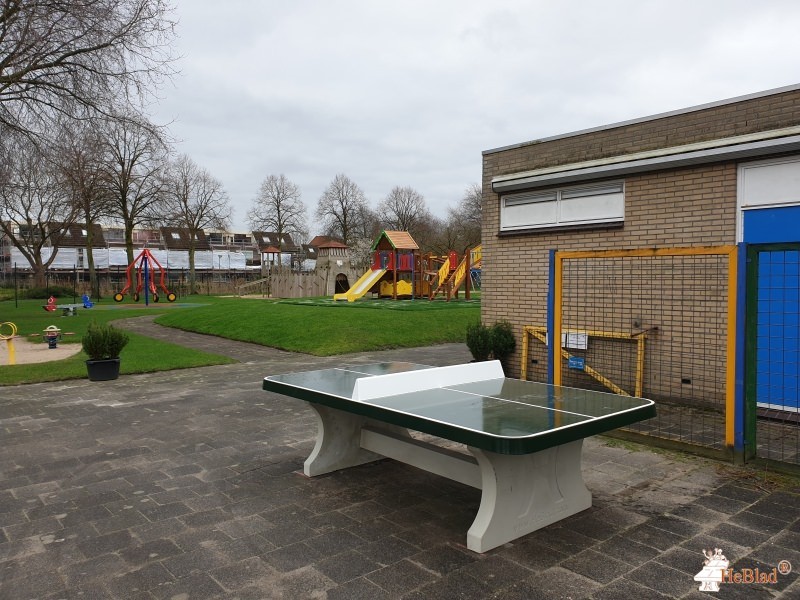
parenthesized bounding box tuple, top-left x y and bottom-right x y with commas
(152, 1, 800, 234)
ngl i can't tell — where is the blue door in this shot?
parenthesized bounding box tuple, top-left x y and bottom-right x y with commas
(744, 207, 800, 412)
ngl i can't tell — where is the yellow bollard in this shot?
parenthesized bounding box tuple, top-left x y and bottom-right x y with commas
(1, 322, 18, 365)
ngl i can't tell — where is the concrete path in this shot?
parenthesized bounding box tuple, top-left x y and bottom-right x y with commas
(1, 317, 798, 599)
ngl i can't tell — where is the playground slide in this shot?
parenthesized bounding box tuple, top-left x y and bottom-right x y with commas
(333, 268, 387, 302)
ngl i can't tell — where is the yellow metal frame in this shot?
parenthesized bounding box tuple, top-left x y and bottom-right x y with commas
(552, 245, 738, 447)
(521, 326, 646, 397)
(1, 321, 18, 365)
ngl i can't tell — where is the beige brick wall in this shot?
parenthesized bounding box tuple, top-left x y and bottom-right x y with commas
(481, 88, 800, 386)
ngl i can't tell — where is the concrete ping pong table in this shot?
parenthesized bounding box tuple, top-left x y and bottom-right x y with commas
(262, 360, 656, 552)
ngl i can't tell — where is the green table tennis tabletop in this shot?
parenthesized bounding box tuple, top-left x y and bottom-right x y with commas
(263, 362, 656, 455)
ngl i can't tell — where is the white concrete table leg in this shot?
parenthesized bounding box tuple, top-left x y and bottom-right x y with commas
(466, 439, 591, 553)
(303, 403, 385, 476)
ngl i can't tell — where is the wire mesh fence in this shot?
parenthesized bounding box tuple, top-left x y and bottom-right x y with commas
(747, 245, 800, 466)
(553, 247, 736, 456)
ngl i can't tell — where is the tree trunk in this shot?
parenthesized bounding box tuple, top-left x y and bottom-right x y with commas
(85, 223, 100, 299)
(188, 245, 197, 293)
(125, 224, 135, 265)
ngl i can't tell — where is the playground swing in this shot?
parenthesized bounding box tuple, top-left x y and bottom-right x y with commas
(114, 248, 177, 304)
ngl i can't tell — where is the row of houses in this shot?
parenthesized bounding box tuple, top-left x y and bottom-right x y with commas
(0, 224, 351, 273)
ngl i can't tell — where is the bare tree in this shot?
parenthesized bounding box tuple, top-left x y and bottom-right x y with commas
(0, 134, 80, 286)
(315, 174, 370, 246)
(377, 186, 432, 233)
(163, 154, 231, 291)
(247, 174, 307, 246)
(0, 0, 177, 138)
(425, 214, 460, 255)
(102, 113, 169, 263)
(447, 182, 482, 252)
(57, 125, 116, 299)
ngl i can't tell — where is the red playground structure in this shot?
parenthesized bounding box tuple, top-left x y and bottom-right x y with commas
(114, 248, 176, 304)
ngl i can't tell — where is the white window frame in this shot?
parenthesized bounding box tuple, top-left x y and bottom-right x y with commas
(500, 181, 625, 232)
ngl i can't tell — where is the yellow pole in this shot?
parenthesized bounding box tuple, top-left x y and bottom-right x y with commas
(520, 326, 530, 380)
(553, 255, 563, 387)
(1, 322, 18, 366)
(725, 247, 738, 448)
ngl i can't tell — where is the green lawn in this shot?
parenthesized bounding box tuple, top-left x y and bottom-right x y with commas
(0, 298, 237, 386)
(0, 294, 479, 385)
(155, 296, 480, 356)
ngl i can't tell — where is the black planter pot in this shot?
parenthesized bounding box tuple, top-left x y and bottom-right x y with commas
(85, 358, 121, 381)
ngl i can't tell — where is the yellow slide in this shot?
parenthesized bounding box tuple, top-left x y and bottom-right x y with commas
(333, 268, 387, 302)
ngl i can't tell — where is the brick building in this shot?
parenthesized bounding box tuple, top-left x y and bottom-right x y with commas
(481, 85, 800, 438)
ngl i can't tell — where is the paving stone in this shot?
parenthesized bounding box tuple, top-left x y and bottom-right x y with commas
(305, 529, 367, 557)
(562, 548, 631, 584)
(215, 514, 273, 539)
(261, 541, 321, 572)
(502, 538, 571, 572)
(766, 490, 800, 509)
(771, 529, 800, 551)
(137, 500, 191, 522)
(213, 533, 271, 562)
(259, 503, 315, 525)
(463, 555, 533, 592)
(729, 510, 789, 536)
(705, 521, 771, 549)
(275, 565, 337, 598)
(119, 538, 184, 565)
(711, 483, 765, 504)
(624, 560, 696, 597)
(346, 517, 405, 543)
(366, 558, 438, 594)
(623, 523, 686, 551)
(76, 529, 134, 559)
(648, 514, 698, 539)
(563, 512, 621, 541)
(326, 576, 393, 600)
(259, 520, 318, 547)
(681, 533, 751, 566)
(92, 508, 151, 535)
(410, 543, 478, 577)
(746, 542, 800, 574)
(356, 536, 418, 565)
(316, 548, 381, 583)
(305, 510, 361, 532)
(499, 567, 600, 600)
(594, 535, 662, 567)
(150, 571, 225, 600)
(3, 516, 63, 541)
(208, 555, 276, 591)
(160, 546, 229, 578)
(746, 498, 799, 522)
(178, 507, 231, 527)
(415, 570, 495, 599)
(0, 567, 65, 600)
(669, 500, 728, 525)
(588, 578, 673, 600)
(393, 523, 466, 549)
(106, 562, 175, 596)
(130, 517, 185, 543)
(654, 546, 705, 575)
(530, 525, 597, 555)
(729, 556, 798, 593)
(59, 553, 129, 587)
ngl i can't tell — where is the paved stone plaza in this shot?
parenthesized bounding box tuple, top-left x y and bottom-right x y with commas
(1, 317, 798, 599)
